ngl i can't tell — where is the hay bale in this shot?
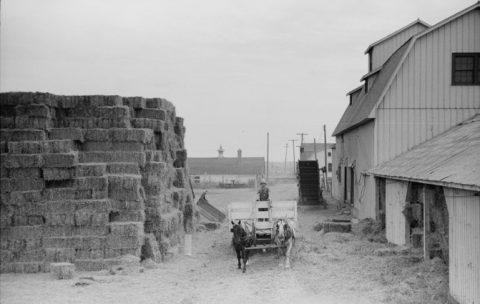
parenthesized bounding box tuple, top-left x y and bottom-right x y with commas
(0, 167, 7, 179)
(135, 108, 165, 120)
(318, 222, 352, 233)
(131, 118, 164, 132)
(43, 188, 107, 201)
(106, 163, 140, 175)
(78, 151, 146, 167)
(173, 168, 185, 188)
(51, 262, 75, 279)
(43, 153, 78, 168)
(84, 129, 109, 142)
(108, 210, 145, 222)
(200, 222, 221, 231)
(111, 200, 145, 212)
(105, 248, 141, 259)
(0, 129, 46, 142)
(14, 116, 53, 130)
(141, 234, 161, 262)
(8, 140, 73, 154)
(49, 128, 84, 142)
(145, 151, 163, 162)
(106, 235, 143, 249)
(3, 154, 44, 168)
(43, 226, 108, 237)
(146, 98, 174, 111)
(8, 190, 43, 205)
(74, 248, 104, 259)
(82, 141, 145, 152)
(15, 104, 51, 118)
(60, 117, 131, 129)
(1, 117, 15, 129)
(110, 128, 153, 143)
(74, 259, 108, 271)
(75, 164, 106, 177)
(45, 213, 75, 226)
(75, 176, 108, 190)
(123, 96, 146, 109)
(9, 168, 42, 179)
(59, 95, 122, 108)
(45, 248, 75, 263)
(108, 222, 143, 237)
(43, 168, 75, 181)
(74, 210, 109, 227)
(1, 178, 44, 193)
(43, 236, 105, 249)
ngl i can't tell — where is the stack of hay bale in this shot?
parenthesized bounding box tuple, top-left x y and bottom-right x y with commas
(0, 92, 191, 273)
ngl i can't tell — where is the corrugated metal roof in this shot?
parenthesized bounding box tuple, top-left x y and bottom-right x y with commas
(368, 114, 480, 191)
(332, 41, 410, 136)
(187, 157, 265, 175)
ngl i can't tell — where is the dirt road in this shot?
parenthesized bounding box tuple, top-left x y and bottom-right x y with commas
(0, 182, 448, 304)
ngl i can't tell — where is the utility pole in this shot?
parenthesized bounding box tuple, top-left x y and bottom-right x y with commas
(290, 139, 297, 176)
(296, 133, 308, 145)
(296, 133, 308, 160)
(267, 132, 269, 182)
(324, 125, 329, 192)
(284, 143, 288, 173)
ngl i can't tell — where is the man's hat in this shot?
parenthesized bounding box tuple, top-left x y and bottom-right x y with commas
(260, 179, 267, 185)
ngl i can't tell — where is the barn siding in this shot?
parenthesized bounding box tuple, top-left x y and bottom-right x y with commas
(444, 187, 480, 304)
(333, 121, 376, 219)
(376, 9, 480, 165)
(372, 23, 428, 70)
(385, 179, 409, 245)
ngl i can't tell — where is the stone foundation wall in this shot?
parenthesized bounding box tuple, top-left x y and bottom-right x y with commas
(0, 92, 190, 273)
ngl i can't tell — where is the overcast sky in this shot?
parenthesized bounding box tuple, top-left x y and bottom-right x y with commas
(0, 0, 475, 161)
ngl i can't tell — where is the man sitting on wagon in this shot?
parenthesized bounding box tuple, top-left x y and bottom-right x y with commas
(257, 179, 272, 208)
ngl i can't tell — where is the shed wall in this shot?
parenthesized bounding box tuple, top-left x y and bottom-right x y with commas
(371, 23, 428, 70)
(385, 179, 409, 245)
(444, 187, 480, 304)
(333, 121, 376, 219)
(377, 9, 480, 165)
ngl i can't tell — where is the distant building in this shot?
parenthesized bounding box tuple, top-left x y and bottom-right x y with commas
(187, 146, 265, 186)
(299, 143, 334, 172)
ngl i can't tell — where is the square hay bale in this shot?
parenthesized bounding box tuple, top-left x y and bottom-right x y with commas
(3, 154, 44, 168)
(142, 233, 161, 262)
(8, 141, 43, 154)
(1, 178, 45, 193)
(1, 250, 14, 263)
(44, 236, 105, 250)
(43, 188, 76, 201)
(108, 222, 143, 237)
(43, 226, 108, 237)
(0, 167, 7, 178)
(49, 128, 84, 142)
(123, 96, 146, 109)
(43, 153, 78, 168)
(0, 129, 46, 142)
(175, 149, 187, 162)
(106, 163, 140, 175)
(94, 106, 130, 119)
(75, 176, 108, 190)
(84, 129, 109, 141)
(74, 248, 104, 259)
(111, 200, 145, 212)
(45, 248, 75, 263)
(15, 249, 46, 262)
(0, 141, 7, 154)
(146, 98, 174, 111)
(44, 140, 74, 154)
(106, 235, 143, 249)
(110, 128, 154, 143)
(15, 116, 53, 130)
(74, 210, 109, 227)
(131, 118, 164, 132)
(75, 164, 106, 177)
(45, 213, 74, 226)
(50, 262, 75, 279)
(5, 92, 60, 108)
(0, 117, 15, 129)
(135, 108, 165, 121)
(78, 151, 146, 167)
(320, 222, 352, 233)
(104, 248, 141, 259)
(82, 141, 145, 152)
(173, 168, 185, 188)
(9, 190, 43, 204)
(6, 262, 45, 273)
(109, 210, 145, 222)
(108, 175, 142, 191)
(74, 259, 107, 272)
(109, 189, 143, 201)
(9, 168, 42, 179)
(15, 104, 51, 118)
(43, 168, 75, 181)
(1, 226, 44, 239)
(145, 151, 163, 162)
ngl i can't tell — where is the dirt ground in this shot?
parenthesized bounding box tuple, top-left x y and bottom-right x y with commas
(0, 181, 450, 304)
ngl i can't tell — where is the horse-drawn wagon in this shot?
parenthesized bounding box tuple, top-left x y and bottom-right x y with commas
(228, 200, 297, 272)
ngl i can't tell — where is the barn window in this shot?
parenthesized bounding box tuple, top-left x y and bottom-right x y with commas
(328, 163, 332, 172)
(452, 53, 480, 85)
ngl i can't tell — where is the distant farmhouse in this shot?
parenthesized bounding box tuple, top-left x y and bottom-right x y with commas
(299, 143, 334, 173)
(187, 146, 265, 187)
(332, 3, 479, 303)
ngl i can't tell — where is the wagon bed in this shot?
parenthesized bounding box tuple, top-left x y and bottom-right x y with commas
(228, 200, 297, 249)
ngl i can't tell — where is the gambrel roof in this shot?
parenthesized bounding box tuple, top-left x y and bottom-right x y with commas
(333, 2, 480, 137)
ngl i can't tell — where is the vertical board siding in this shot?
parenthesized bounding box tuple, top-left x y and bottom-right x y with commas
(445, 187, 480, 304)
(334, 121, 376, 219)
(385, 179, 409, 245)
(372, 23, 428, 70)
(377, 9, 480, 164)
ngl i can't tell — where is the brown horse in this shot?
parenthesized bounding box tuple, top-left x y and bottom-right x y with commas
(230, 220, 256, 273)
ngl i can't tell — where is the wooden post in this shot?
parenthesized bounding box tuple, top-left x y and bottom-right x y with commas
(267, 132, 269, 182)
(324, 125, 329, 192)
(314, 139, 317, 161)
(290, 139, 297, 176)
(423, 185, 431, 260)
